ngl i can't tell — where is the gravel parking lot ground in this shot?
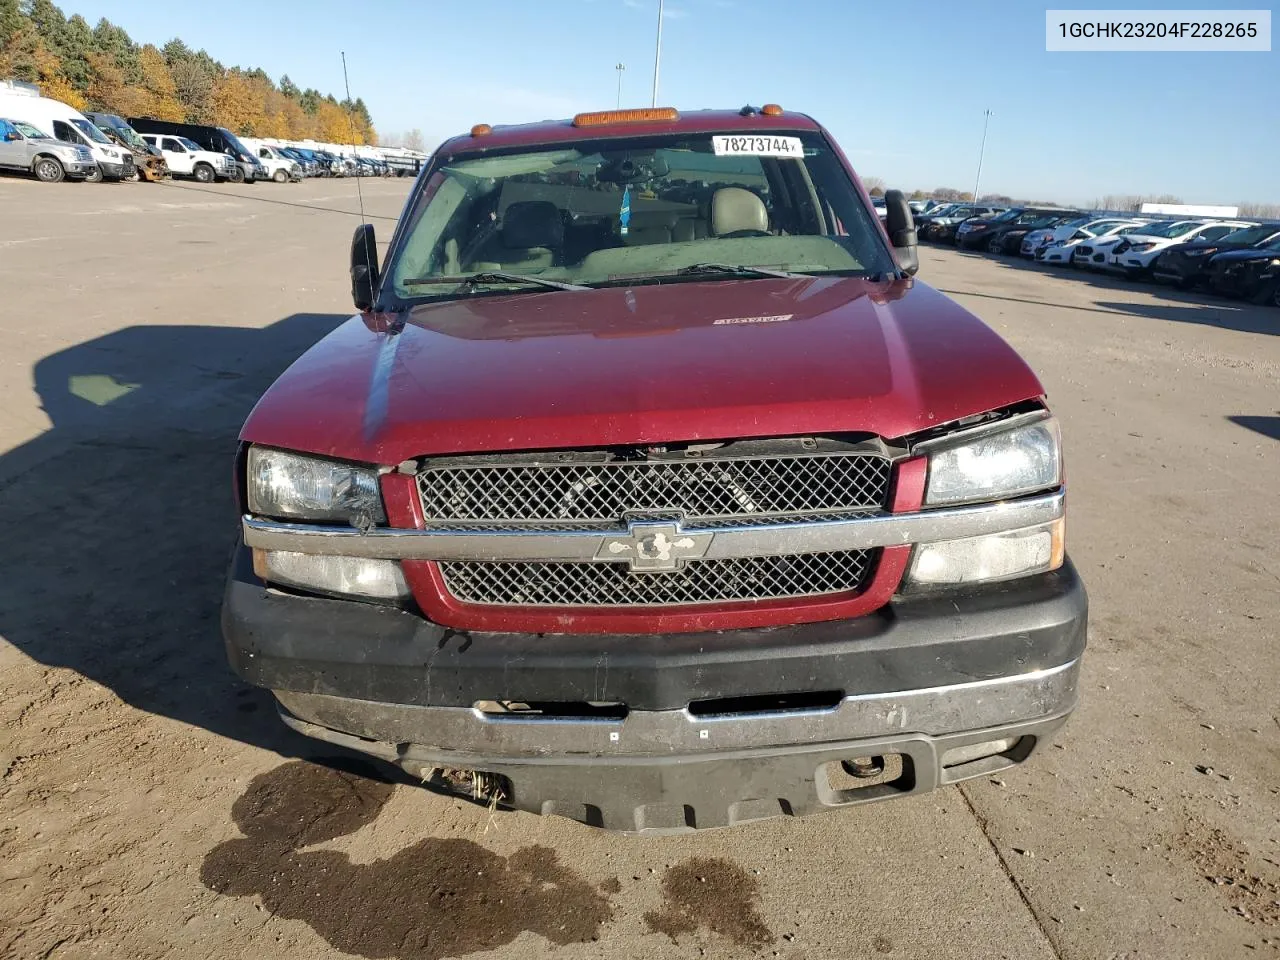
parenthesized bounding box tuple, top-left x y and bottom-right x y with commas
(2, 175, 1277, 960)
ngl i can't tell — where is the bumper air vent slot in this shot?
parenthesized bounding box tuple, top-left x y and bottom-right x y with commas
(473, 700, 628, 721)
(686, 689, 843, 718)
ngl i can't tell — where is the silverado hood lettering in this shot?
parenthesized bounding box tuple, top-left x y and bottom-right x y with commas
(241, 277, 1044, 463)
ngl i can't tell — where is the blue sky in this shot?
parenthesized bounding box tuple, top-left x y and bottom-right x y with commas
(69, 0, 1278, 204)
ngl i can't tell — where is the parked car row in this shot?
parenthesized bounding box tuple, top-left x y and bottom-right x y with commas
(1, 82, 136, 182)
(1, 79, 429, 186)
(916, 198, 1280, 308)
(244, 138, 428, 179)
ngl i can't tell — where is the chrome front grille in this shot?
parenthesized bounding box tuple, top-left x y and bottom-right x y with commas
(417, 449, 892, 528)
(439, 550, 876, 607)
(418, 442, 892, 608)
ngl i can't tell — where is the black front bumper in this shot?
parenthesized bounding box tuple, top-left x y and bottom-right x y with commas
(224, 545, 1087, 711)
(955, 231, 995, 250)
(223, 545, 1086, 829)
(1211, 266, 1272, 300)
(1151, 256, 1198, 283)
(99, 158, 133, 179)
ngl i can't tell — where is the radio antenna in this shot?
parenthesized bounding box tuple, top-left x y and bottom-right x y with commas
(340, 50, 376, 309)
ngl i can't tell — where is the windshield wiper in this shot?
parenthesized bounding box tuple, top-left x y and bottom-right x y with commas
(402, 271, 588, 292)
(674, 262, 801, 280)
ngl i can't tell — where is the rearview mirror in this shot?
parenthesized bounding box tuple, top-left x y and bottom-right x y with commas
(884, 189, 919, 277)
(350, 223, 380, 311)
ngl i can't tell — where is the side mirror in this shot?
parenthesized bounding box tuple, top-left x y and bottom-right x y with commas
(884, 188, 919, 277)
(4, 131, 21, 142)
(350, 223, 380, 311)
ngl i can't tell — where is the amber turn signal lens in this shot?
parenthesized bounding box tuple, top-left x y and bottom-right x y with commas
(1048, 516, 1066, 571)
(470, 123, 492, 137)
(572, 107, 680, 127)
(760, 103, 784, 116)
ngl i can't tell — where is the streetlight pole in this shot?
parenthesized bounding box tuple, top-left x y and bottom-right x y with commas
(651, 0, 664, 107)
(972, 109, 991, 201)
(615, 63, 625, 108)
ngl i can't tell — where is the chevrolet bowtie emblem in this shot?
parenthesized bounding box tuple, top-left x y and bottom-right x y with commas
(595, 521, 714, 573)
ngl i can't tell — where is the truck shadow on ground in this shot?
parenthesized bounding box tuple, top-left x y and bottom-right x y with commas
(1228, 414, 1280, 441)
(0, 313, 352, 758)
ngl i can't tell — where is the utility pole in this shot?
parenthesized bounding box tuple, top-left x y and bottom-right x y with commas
(972, 109, 991, 201)
(615, 63, 625, 108)
(651, 0, 664, 107)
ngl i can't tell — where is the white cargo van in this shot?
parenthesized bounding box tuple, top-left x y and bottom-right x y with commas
(0, 88, 134, 182)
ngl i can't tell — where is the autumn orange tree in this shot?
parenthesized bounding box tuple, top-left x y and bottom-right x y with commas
(1, 0, 376, 143)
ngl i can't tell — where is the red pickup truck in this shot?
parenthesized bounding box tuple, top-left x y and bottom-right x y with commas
(223, 105, 1086, 832)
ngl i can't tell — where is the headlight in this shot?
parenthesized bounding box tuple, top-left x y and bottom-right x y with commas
(247, 446, 386, 524)
(923, 417, 1061, 506)
(1185, 248, 1215, 257)
(908, 518, 1065, 586)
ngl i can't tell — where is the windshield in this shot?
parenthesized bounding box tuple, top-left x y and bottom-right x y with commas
(14, 120, 49, 139)
(1083, 219, 1127, 233)
(116, 124, 145, 148)
(98, 119, 146, 149)
(70, 118, 111, 144)
(989, 208, 1023, 224)
(218, 128, 251, 157)
(1139, 220, 1201, 238)
(386, 131, 896, 303)
(1215, 225, 1274, 245)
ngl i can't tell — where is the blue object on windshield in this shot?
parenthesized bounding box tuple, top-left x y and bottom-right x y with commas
(619, 186, 631, 236)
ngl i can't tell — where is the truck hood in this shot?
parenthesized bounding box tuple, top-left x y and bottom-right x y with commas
(241, 276, 1045, 464)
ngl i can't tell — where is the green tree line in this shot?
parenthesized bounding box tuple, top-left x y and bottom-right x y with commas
(0, 0, 375, 143)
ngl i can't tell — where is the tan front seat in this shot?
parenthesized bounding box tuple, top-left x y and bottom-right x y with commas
(711, 187, 769, 237)
(471, 200, 563, 270)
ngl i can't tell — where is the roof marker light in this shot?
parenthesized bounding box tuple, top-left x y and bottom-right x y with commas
(470, 123, 492, 137)
(760, 103, 784, 116)
(572, 107, 680, 127)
